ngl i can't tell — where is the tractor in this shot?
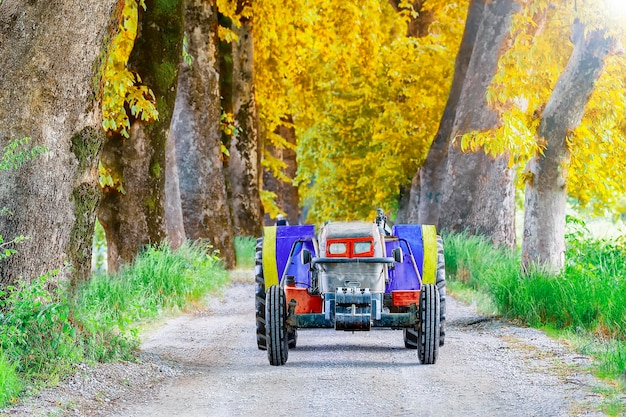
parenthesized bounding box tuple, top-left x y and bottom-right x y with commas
(255, 211, 446, 366)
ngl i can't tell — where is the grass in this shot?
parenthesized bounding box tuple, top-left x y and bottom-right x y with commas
(76, 242, 227, 329)
(443, 220, 626, 414)
(0, 351, 20, 406)
(0, 240, 229, 408)
(234, 236, 257, 269)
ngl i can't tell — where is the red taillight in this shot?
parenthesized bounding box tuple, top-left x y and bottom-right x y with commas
(392, 290, 420, 307)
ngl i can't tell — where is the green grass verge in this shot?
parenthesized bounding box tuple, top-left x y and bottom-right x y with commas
(0, 350, 20, 406)
(0, 240, 229, 408)
(444, 221, 625, 403)
(76, 242, 228, 332)
(234, 236, 257, 269)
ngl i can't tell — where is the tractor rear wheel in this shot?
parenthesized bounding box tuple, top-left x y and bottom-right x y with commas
(255, 238, 267, 350)
(418, 284, 440, 364)
(436, 236, 447, 346)
(266, 285, 289, 366)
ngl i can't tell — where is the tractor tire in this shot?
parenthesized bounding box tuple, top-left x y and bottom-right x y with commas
(436, 236, 447, 347)
(418, 284, 440, 365)
(288, 329, 298, 349)
(405, 237, 445, 350)
(255, 238, 267, 350)
(266, 285, 289, 366)
(403, 327, 418, 349)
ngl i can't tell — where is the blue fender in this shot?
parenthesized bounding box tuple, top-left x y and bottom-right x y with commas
(262, 225, 316, 288)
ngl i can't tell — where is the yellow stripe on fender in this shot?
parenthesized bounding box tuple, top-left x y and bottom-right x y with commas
(421, 225, 438, 284)
(262, 226, 279, 288)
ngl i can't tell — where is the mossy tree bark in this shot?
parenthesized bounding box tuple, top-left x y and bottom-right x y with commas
(0, 0, 117, 288)
(169, 0, 236, 268)
(437, 0, 518, 248)
(522, 23, 617, 274)
(228, 4, 263, 236)
(98, 0, 184, 272)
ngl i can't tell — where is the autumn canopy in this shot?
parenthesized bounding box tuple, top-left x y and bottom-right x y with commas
(0, 0, 625, 286)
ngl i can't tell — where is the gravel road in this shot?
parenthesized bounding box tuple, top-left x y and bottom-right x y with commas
(3, 274, 616, 417)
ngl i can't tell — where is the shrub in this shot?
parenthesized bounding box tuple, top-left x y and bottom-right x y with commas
(0, 241, 229, 405)
(0, 273, 81, 378)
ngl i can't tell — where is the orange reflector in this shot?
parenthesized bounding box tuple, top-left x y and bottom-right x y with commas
(392, 290, 420, 307)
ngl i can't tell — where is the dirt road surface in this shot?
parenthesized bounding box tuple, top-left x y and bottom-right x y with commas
(4, 277, 615, 417)
(118, 281, 609, 417)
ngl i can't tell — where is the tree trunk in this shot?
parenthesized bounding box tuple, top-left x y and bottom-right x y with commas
(522, 23, 617, 273)
(99, 0, 184, 272)
(164, 125, 186, 249)
(229, 10, 263, 236)
(0, 0, 117, 288)
(438, 0, 518, 248)
(262, 119, 300, 225)
(171, 0, 236, 268)
(395, 173, 419, 224)
(389, 0, 444, 223)
(414, 0, 484, 226)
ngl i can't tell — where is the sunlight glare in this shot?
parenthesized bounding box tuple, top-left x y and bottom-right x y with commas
(606, 0, 626, 17)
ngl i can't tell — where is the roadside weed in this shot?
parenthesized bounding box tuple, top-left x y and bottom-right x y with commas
(444, 220, 626, 388)
(234, 236, 257, 269)
(0, 240, 229, 407)
(0, 350, 20, 407)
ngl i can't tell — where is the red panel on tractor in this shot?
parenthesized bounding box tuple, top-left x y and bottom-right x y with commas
(285, 286, 323, 314)
(392, 290, 420, 307)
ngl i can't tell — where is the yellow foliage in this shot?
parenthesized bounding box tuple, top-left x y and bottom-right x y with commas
(101, 0, 158, 138)
(219, 111, 239, 138)
(568, 52, 626, 215)
(98, 161, 126, 194)
(473, 0, 626, 216)
(260, 189, 284, 219)
(218, 26, 240, 43)
(254, 0, 467, 223)
(216, 0, 253, 43)
(217, 0, 242, 27)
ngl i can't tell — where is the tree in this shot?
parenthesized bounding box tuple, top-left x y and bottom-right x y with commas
(0, 0, 117, 287)
(432, 0, 520, 249)
(286, 0, 466, 223)
(468, 1, 625, 272)
(383, 0, 463, 224)
(164, 123, 186, 250)
(412, 0, 482, 225)
(99, 0, 185, 272)
(227, 0, 264, 236)
(522, 22, 618, 272)
(169, 0, 236, 268)
(388, 0, 435, 38)
(252, 0, 311, 221)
